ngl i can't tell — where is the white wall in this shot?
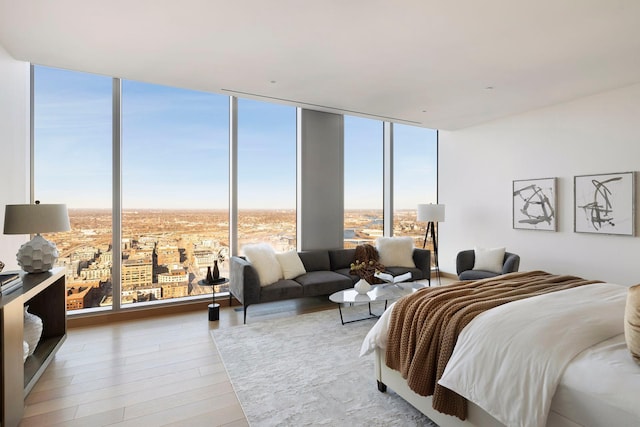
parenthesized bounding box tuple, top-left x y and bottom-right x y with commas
(439, 83, 640, 285)
(0, 43, 29, 270)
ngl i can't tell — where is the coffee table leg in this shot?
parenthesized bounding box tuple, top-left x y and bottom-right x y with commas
(337, 302, 383, 325)
(338, 304, 345, 325)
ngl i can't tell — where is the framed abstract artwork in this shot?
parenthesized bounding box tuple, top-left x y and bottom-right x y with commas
(574, 172, 635, 235)
(512, 178, 557, 231)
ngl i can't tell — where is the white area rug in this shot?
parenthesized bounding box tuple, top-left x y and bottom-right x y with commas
(211, 306, 438, 426)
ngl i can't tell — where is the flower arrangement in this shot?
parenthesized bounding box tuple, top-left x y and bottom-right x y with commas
(350, 244, 386, 284)
(216, 247, 229, 263)
(350, 259, 375, 271)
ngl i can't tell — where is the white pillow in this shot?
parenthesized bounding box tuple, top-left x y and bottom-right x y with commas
(276, 250, 306, 280)
(473, 247, 506, 274)
(243, 243, 283, 287)
(376, 237, 415, 268)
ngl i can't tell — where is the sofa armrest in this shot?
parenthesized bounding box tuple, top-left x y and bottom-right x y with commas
(230, 256, 261, 306)
(412, 248, 431, 279)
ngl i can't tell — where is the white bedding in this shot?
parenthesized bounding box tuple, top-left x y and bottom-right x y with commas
(360, 282, 636, 427)
(550, 333, 640, 426)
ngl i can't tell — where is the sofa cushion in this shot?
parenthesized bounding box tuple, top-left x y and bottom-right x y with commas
(243, 243, 283, 286)
(275, 250, 306, 279)
(329, 249, 356, 271)
(295, 271, 352, 296)
(334, 267, 359, 284)
(298, 250, 331, 272)
(376, 237, 416, 268)
(259, 279, 304, 303)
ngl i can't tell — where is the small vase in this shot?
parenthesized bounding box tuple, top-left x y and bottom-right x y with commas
(213, 260, 220, 280)
(206, 266, 214, 284)
(24, 306, 43, 356)
(354, 278, 372, 295)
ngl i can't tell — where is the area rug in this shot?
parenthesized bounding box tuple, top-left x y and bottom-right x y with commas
(211, 306, 438, 426)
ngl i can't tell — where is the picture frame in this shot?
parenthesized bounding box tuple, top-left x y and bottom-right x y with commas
(574, 171, 635, 235)
(512, 177, 557, 231)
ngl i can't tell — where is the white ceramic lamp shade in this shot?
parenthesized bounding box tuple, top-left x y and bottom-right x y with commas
(3, 203, 70, 273)
(417, 204, 445, 222)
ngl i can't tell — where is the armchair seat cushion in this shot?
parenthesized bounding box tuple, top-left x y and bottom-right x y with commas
(458, 269, 501, 281)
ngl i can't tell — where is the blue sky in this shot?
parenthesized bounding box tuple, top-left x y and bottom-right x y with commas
(34, 66, 437, 210)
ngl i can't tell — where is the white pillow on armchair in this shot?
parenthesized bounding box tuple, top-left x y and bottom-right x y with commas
(473, 247, 505, 274)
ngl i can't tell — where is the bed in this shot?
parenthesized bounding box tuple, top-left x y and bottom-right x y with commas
(360, 271, 640, 427)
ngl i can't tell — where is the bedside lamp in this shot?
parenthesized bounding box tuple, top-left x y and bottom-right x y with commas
(3, 201, 70, 273)
(417, 203, 445, 284)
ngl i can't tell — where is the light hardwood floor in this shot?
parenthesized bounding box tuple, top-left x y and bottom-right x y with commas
(20, 277, 449, 426)
(19, 295, 338, 427)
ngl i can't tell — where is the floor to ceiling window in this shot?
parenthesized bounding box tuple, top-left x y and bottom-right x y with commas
(33, 66, 438, 314)
(343, 116, 383, 248)
(393, 124, 438, 262)
(237, 99, 296, 254)
(33, 66, 113, 311)
(121, 80, 229, 305)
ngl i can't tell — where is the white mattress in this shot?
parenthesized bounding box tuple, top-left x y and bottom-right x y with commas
(550, 333, 640, 427)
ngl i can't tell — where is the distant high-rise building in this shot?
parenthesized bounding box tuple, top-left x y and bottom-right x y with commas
(122, 258, 153, 289)
(156, 245, 180, 266)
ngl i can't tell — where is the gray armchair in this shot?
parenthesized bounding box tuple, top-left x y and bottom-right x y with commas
(456, 249, 520, 281)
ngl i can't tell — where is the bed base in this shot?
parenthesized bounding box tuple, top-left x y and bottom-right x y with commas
(374, 348, 580, 427)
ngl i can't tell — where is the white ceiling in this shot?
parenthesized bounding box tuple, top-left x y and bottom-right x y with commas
(1, 0, 640, 130)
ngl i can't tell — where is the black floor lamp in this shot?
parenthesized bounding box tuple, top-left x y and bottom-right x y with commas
(417, 203, 445, 286)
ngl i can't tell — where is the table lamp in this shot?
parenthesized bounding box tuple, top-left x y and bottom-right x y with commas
(3, 201, 70, 273)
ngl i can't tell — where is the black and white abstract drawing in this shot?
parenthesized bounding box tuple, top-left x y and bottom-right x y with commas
(513, 178, 557, 231)
(574, 172, 635, 235)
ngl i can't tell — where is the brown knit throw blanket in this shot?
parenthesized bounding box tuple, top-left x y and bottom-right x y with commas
(385, 270, 602, 420)
(350, 244, 385, 284)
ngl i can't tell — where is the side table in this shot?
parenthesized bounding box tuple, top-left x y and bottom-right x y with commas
(197, 278, 228, 321)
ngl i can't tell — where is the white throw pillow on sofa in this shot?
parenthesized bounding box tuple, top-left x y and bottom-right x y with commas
(473, 247, 505, 274)
(243, 243, 283, 286)
(276, 250, 306, 280)
(376, 237, 415, 268)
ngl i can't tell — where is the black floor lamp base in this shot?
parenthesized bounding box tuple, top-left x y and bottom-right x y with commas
(423, 221, 441, 286)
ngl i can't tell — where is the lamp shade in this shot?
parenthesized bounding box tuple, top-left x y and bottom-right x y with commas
(417, 203, 445, 222)
(4, 203, 71, 235)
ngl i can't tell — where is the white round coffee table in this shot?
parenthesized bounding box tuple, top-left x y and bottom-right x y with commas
(329, 283, 426, 325)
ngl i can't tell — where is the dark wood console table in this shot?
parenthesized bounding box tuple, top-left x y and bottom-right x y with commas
(1, 268, 66, 427)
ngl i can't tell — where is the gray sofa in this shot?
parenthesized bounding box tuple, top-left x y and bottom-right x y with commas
(229, 248, 431, 323)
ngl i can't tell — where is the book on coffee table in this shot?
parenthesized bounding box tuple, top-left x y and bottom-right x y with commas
(374, 271, 412, 284)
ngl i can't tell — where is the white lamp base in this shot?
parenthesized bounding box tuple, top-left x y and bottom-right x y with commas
(16, 234, 59, 273)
